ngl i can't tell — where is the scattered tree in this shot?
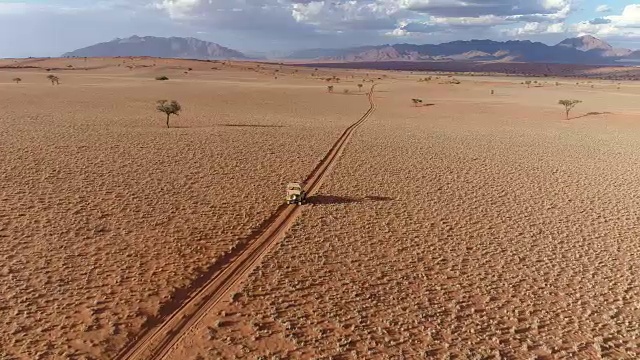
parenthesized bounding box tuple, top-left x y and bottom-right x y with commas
(155, 76, 169, 81)
(357, 84, 363, 92)
(12, 77, 21, 84)
(491, 90, 494, 95)
(525, 80, 532, 88)
(558, 99, 582, 120)
(156, 100, 182, 128)
(411, 98, 423, 107)
(327, 85, 334, 93)
(46, 75, 59, 85)
(343, 89, 350, 94)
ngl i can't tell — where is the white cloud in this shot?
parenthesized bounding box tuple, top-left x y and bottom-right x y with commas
(0, 1, 96, 15)
(9, 0, 640, 56)
(573, 4, 640, 40)
(290, 1, 404, 31)
(155, 0, 200, 19)
(0, 2, 30, 15)
(506, 21, 566, 36)
(608, 4, 640, 27)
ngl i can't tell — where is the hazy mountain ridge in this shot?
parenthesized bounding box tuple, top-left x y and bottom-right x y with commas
(63, 35, 640, 65)
(62, 35, 249, 60)
(288, 36, 637, 65)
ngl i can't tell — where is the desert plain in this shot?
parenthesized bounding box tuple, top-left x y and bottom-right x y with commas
(2, 57, 640, 359)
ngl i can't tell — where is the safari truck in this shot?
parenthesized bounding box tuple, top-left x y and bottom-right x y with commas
(286, 182, 306, 205)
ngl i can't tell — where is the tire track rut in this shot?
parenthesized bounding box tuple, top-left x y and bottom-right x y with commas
(116, 84, 377, 360)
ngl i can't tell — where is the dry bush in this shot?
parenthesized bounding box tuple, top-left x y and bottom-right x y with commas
(155, 76, 169, 81)
(46, 75, 60, 85)
(12, 77, 21, 84)
(156, 100, 182, 128)
(558, 99, 582, 120)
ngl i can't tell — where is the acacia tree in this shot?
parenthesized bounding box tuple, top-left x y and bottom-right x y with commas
(357, 84, 363, 92)
(12, 77, 21, 84)
(327, 85, 334, 93)
(525, 80, 531, 88)
(46, 75, 59, 85)
(558, 99, 582, 120)
(411, 98, 423, 107)
(156, 100, 182, 128)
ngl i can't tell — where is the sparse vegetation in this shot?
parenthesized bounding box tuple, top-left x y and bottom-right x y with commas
(156, 100, 182, 128)
(525, 80, 532, 88)
(155, 76, 169, 81)
(46, 75, 59, 85)
(411, 98, 423, 107)
(357, 84, 363, 92)
(12, 77, 21, 84)
(558, 99, 582, 120)
(327, 85, 334, 93)
(343, 89, 350, 94)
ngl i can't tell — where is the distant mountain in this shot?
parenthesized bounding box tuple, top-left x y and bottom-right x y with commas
(557, 35, 632, 57)
(287, 46, 382, 60)
(62, 35, 248, 60)
(287, 35, 635, 65)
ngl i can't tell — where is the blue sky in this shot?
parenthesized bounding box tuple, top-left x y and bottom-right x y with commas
(2, 0, 640, 57)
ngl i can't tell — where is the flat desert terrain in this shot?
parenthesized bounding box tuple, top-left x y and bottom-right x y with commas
(3, 59, 640, 359)
(0, 58, 368, 359)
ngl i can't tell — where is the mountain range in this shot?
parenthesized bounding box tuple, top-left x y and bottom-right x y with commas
(63, 35, 640, 65)
(62, 35, 249, 60)
(286, 35, 637, 65)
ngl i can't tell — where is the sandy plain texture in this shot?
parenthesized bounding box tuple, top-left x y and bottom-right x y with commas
(3, 58, 640, 359)
(0, 59, 368, 359)
(170, 77, 640, 359)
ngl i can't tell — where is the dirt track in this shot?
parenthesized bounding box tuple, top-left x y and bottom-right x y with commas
(116, 85, 377, 360)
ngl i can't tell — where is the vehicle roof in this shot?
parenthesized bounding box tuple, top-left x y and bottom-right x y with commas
(287, 182, 302, 188)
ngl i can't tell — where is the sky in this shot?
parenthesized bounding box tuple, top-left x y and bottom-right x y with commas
(1, 0, 640, 57)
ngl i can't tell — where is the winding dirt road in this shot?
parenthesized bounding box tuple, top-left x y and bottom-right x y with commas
(116, 85, 377, 360)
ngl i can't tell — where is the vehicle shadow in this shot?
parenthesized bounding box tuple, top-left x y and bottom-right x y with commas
(306, 195, 395, 205)
(364, 195, 395, 201)
(306, 195, 360, 204)
(218, 124, 285, 128)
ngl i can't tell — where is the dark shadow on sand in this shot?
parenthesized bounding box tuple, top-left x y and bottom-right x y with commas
(306, 194, 395, 205)
(306, 195, 360, 205)
(570, 111, 612, 120)
(219, 124, 285, 128)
